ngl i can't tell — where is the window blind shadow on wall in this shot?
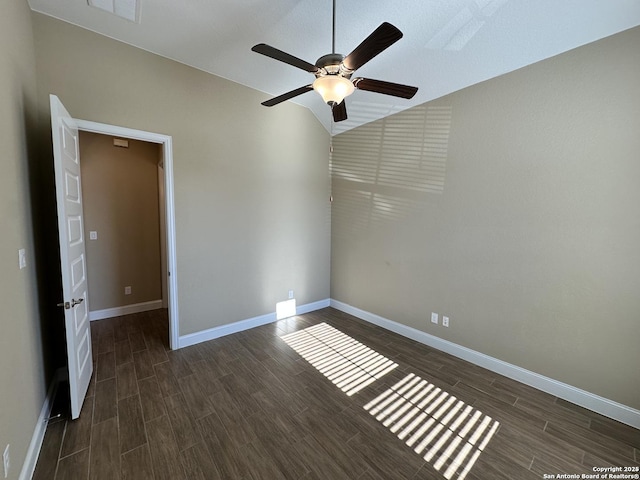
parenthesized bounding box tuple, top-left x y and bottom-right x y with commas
(331, 105, 453, 238)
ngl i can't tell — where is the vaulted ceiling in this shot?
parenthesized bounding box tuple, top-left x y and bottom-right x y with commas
(28, 0, 640, 134)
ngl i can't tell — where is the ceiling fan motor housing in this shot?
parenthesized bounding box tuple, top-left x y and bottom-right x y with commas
(315, 53, 350, 76)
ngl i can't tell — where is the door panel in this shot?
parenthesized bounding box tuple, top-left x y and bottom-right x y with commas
(68, 217, 82, 246)
(50, 94, 93, 419)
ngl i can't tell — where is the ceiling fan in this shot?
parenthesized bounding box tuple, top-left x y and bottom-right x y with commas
(251, 0, 418, 122)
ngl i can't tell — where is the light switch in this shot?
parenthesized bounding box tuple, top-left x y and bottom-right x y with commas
(89, 231, 98, 240)
(18, 249, 26, 269)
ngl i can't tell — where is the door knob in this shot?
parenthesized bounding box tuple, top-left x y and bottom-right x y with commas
(57, 298, 84, 309)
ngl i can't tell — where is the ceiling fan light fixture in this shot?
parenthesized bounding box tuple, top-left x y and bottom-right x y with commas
(313, 75, 355, 105)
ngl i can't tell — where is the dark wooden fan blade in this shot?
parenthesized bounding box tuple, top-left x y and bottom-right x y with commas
(353, 78, 418, 99)
(342, 22, 403, 72)
(261, 85, 314, 107)
(252, 44, 320, 73)
(332, 100, 348, 122)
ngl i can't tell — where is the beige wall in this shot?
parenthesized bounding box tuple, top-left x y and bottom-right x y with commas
(32, 12, 331, 336)
(331, 27, 640, 409)
(80, 132, 162, 311)
(0, 1, 49, 478)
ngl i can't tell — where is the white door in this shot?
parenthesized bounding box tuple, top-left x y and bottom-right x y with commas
(50, 95, 93, 420)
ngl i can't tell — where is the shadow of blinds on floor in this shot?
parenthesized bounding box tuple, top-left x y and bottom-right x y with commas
(281, 322, 398, 396)
(281, 323, 499, 480)
(364, 372, 499, 480)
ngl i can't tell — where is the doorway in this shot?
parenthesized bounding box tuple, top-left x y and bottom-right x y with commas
(75, 119, 179, 349)
(80, 131, 164, 317)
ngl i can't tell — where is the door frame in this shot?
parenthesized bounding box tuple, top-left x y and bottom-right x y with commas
(75, 119, 180, 350)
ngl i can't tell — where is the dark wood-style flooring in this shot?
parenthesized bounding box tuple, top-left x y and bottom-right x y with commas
(33, 308, 639, 479)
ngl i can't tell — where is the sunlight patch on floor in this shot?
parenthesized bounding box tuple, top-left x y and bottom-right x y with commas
(364, 372, 499, 480)
(282, 324, 497, 479)
(281, 323, 397, 396)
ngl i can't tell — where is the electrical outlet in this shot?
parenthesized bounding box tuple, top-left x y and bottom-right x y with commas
(124, 286, 132, 295)
(431, 312, 438, 325)
(288, 290, 294, 299)
(442, 316, 450, 328)
(18, 249, 26, 269)
(3, 444, 10, 478)
(89, 231, 98, 240)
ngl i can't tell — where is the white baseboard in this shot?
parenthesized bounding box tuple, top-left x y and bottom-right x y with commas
(89, 300, 163, 321)
(19, 368, 66, 480)
(178, 298, 330, 348)
(295, 298, 331, 315)
(330, 299, 640, 430)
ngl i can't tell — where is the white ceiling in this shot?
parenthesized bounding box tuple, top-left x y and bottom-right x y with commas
(28, 0, 640, 134)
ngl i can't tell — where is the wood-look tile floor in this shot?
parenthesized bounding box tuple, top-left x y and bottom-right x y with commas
(34, 308, 640, 480)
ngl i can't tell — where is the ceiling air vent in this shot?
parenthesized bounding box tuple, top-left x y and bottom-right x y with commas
(88, 0, 140, 23)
